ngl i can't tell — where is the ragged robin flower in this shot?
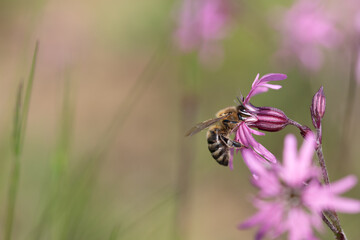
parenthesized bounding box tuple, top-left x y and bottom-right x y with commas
(274, 0, 342, 71)
(173, 0, 233, 67)
(239, 134, 360, 240)
(229, 73, 289, 169)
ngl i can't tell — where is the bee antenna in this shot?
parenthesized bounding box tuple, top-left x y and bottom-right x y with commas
(236, 96, 241, 104)
(239, 92, 244, 101)
(236, 96, 244, 106)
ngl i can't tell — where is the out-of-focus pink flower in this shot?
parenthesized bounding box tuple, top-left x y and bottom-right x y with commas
(326, 0, 360, 83)
(229, 73, 288, 169)
(275, 0, 342, 71)
(173, 0, 233, 67)
(331, 0, 360, 34)
(239, 134, 360, 240)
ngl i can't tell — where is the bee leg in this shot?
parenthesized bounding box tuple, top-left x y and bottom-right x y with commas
(219, 135, 242, 149)
(222, 119, 239, 128)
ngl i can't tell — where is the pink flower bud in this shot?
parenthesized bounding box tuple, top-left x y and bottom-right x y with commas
(247, 106, 290, 132)
(310, 86, 326, 129)
(299, 125, 312, 139)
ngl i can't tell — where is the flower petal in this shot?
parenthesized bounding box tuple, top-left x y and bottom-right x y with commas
(327, 197, 360, 213)
(245, 73, 287, 104)
(329, 175, 358, 194)
(258, 73, 288, 84)
(241, 148, 266, 176)
(283, 134, 297, 170)
(253, 143, 277, 163)
(229, 148, 234, 170)
(262, 83, 282, 90)
(242, 124, 277, 163)
(298, 132, 316, 167)
(249, 127, 266, 136)
(251, 73, 261, 88)
(287, 208, 316, 240)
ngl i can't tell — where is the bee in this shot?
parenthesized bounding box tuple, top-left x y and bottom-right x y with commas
(185, 104, 249, 166)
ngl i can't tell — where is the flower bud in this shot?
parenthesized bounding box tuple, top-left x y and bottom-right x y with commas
(311, 86, 326, 129)
(247, 106, 290, 132)
(299, 125, 312, 139)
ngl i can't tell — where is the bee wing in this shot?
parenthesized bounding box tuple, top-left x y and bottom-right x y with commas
(185, 115, 227, 136)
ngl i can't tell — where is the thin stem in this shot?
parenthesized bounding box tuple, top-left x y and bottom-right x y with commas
(316, 124, 347, 239)
(287, 119, 311, 138)
(339, 39, 359, 171)
(321, 213, 337, 235)
(315, 124, 343, 236)
(287, 119, 302, 129)
(314, 142, 346, 239)
(19, 41, 39, 154)
(4, 42, 39, 240)
(5, 156, 21, 240)
(321, 213, 347, 240)
(289, 119, 331, 185)
(315, 143, 330, 185)
(288, 118, 347, 239)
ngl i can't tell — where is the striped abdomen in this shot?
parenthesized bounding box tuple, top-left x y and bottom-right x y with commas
(206, 129, 229, 166)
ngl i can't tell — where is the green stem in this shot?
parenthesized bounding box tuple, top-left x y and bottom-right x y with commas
(288, 119, 347, 239)
(19, 41, 39, 152)
(4, 42, 39, 240)
(338, 41, 358, 172)
(5, 156, 21, 240)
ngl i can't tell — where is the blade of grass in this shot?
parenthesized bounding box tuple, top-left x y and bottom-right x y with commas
(4, 42, 39, 240)
(4, 83, 24, 240)
(12, 82, 24, 154)
(53, 75, 74, 180)
(19, 41, 39, 153)
(30, 42, 168, 239)
(29, 73, 75, 240)
(50, 76, 75, 239)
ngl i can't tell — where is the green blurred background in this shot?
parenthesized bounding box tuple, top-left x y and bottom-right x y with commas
(0, 0, 359, 239)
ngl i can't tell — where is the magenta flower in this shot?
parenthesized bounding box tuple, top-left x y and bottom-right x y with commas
(173, 0, 233, 67)
(275, 0, 342, 71)
(239, 134, 360, 240)
(229, 73, 288, 169)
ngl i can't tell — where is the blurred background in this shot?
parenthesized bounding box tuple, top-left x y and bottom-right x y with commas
(0, 0, 359, 239)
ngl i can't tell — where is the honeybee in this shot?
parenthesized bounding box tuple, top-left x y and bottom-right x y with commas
(186, 104, 249, 166)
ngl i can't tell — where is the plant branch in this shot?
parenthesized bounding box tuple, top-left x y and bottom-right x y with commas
(288, 118, 347, 239)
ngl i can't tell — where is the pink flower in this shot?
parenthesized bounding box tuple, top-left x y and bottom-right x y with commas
(326, 0, 360, 83)
(173, 0, 233, 67)
(337, 0, 360, 84)
(239, 134, 360, 240)
(275, 0, 342, 71)
(229, 73, 288, 169)
(331, 0, 360, 35)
